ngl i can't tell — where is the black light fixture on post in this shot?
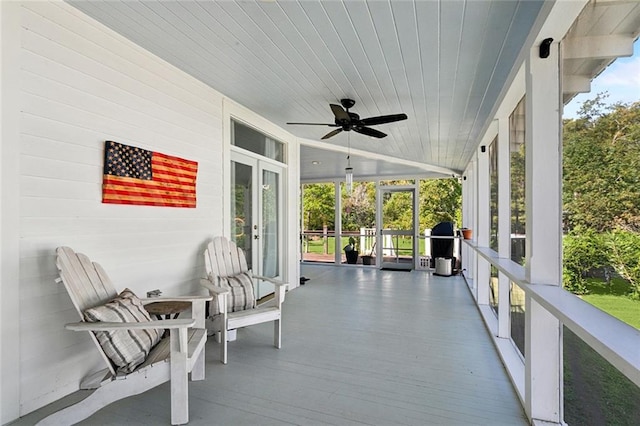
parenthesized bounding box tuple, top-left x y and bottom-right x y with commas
(539, 37, 553, 58)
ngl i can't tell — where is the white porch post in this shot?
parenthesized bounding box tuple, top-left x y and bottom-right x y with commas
(476, 145, 490, 305)
(524, 39, 563, 424)
(334, 180, 342, 264)
(497, 117, 511, 338)
(463, 161, 476, 285)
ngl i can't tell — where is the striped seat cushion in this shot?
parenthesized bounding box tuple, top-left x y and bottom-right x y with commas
(209, 272, 256, 316)
(84, 288, 162, 374)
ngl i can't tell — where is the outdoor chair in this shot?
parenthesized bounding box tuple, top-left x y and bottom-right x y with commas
(201, 237, 287, 364)
(38, 246, 211, 425)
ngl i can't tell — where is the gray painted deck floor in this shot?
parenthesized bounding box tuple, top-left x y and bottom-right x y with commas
(16, 265, 527, 425)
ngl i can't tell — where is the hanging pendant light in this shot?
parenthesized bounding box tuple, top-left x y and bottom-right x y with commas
(345, 133, 353, 194)
(345, 156, 353, 195)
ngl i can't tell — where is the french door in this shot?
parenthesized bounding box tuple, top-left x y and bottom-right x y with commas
(230, 151, 284, 299)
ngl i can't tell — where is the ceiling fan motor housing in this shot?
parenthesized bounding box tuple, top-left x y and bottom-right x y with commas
(340, 98, 356, 109)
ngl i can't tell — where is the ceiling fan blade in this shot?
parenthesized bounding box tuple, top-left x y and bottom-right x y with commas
(354, 126, 386, 138)
(330, 104, 350, 122)
(360, 113, 408, 126)
(321, 128, 343, 140)
(286, 122, 338, 126)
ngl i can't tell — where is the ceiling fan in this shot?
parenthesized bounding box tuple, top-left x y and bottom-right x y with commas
(286, 98, 408, 140)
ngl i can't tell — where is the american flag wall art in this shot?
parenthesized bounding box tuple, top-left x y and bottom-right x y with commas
(102, 141, 197, 208)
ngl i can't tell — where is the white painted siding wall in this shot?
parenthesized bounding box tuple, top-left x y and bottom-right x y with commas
(6, 1, 225, 418)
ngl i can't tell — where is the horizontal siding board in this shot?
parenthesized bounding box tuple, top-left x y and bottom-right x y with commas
(21, 49, 217, 140)
(20, 216, 214, 238)
(21, 158, 101, 187)
(21, 94, 218, 164)
(23, 1, 221, 116)
(21, 69, 211, 146)
(20, 197, 218, 219)
(21, 134, 102, 167)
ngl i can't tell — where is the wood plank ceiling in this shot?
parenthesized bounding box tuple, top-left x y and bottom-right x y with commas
(66, 0, 638, 181)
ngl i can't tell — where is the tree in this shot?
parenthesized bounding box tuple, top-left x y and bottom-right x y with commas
(342, 182, 376, 231)
(562, 227, 607, 294)
(382, 190, 414, 230)
(563, 96, 640, 232)
(561, 96, 640, 299)
(302, 183, 335, 230)
(418, 178, 462, 230)
(510, 144, 526, 237)
(606, 229, 640, 300)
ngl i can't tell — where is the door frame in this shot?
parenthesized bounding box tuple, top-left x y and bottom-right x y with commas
(376, 183, 419, 270)
(223, 98, 299, 291)
(230, 150, 285, 298)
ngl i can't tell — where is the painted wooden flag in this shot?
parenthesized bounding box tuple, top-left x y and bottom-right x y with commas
(102, 141, 197, 208)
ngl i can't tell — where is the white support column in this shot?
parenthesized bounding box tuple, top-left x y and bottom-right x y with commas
(476, 145, 490, 305)
(497, 117, 511, 338)
(334, 180, 342, 264)
(467, 161, 476, 284)
(412, 180, 420, 270)
(524, 39, 563, 425)
(461, 171, 470, 279)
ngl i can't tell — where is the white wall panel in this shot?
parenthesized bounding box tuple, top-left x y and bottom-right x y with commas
(1, 1, 24, 421)
(11, 1, 224, 416)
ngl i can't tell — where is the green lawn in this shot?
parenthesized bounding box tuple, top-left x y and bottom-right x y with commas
(304, 236, 337, 254)
(563, 277, 640, 426)
(582, 278, 640, 329)
(303, 235, 419, 255)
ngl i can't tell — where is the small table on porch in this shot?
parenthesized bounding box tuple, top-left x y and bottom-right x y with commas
(145, 301, 191, 320)
(145, 301, 191, 338)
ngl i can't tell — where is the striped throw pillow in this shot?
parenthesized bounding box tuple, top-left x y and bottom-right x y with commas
(84, 288, 162, 373)
(209, 272, 257, 316)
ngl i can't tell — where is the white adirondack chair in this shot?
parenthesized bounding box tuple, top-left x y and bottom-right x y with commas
(38, 246, 212, 425)
(201, 237, 287, 364)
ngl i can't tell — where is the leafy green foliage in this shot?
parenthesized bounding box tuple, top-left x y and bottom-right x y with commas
(562, 97, 640, 300)
(302, 183, 335, 230)
(303, 179, 462, 236)
(382, 189, 414, 230)
(418, 178, 462, 229)
(563, 96, 640, 233)
(510, 143, 526, 237)
(342, 182, 376, 231)
(606, 229, 640, 300)
(563, 227, 607, 294)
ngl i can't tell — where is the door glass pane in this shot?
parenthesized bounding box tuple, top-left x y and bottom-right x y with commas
(489, 137, 499, 252)
(489, 266, 499, 316)
(510, 282, 526, 356)
(262, 169, 279, 277)
(301, 182, 336, 263)
(341, 182, 376, 265)
(510, 97, 526, 264)
(231, 161, 253, 269)
(381, 189, 414, 269)
(232, 120, 284, 162)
